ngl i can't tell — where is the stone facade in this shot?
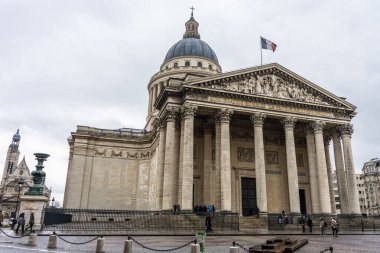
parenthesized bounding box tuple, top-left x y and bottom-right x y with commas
(63, 14, 361, 216)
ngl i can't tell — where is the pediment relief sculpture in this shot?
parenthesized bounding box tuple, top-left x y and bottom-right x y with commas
(196, 75, 332, 106)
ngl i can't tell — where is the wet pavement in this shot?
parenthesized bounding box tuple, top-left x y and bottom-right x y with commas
(1, 230, 380, 252)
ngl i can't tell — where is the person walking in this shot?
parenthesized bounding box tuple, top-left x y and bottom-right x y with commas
(307, 217, 313, 233)
(15, 213, 25, 234)
(0, 210, 3, 227)
(331, 217, 338, 237)
(205, 213, 213, 232)
(28, 213, 35, 232)
(320, 218, 327, 236)
(300, 216, 306, 233)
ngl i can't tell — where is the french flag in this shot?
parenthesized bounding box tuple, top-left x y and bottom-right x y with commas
(261, 37, 277, 52)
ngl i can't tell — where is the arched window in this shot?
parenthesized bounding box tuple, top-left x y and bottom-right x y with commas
(208, 64, 213, 70)
(165, 65, 169, 70)
(185, 61, 190, 67)
(197, 62, 202, 67)
(174, 62, 178, 68)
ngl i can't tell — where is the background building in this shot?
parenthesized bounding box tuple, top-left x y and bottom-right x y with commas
(0, 130, 51, 219)
(362, 158, 380, 216)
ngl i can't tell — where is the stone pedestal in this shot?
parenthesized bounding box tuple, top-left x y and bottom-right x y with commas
(19, 194, 48, 230)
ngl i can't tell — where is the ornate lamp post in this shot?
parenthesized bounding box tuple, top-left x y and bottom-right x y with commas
(51, 197, 55, 208)
(25, 153, 49, 196)
(15, 177, 24, 217)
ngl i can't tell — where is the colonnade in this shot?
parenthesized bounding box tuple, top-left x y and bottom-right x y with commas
(156, 105, 361, 215)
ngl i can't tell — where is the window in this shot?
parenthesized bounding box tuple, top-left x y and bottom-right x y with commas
(208, 64, 213, 70)
(174, 62, 178, 68)
(197, 62, 202, 67)
(185, 61, 190, 67)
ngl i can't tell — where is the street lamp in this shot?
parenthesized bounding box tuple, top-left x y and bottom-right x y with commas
(51, 197, 55, 208)
(15, 178, 24, 218)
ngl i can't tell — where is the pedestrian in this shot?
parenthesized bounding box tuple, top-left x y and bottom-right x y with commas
(320, 218, 327, 236)
(15, 213, 25, 234)
(300, 216, 306, 233)
(0, 210, 3, 227)
(28, 213, 35, 232)
(331, 217, 338, 237)
(205, 213, 213, 232)
(307, 217, 313, 233)
(211, 205, 215, 215)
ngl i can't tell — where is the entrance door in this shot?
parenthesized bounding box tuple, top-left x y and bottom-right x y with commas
(299, 189, 307, 214)
(241, 177, 257, 216)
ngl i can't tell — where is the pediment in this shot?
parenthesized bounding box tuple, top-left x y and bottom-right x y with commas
(186, 63, 355, 110)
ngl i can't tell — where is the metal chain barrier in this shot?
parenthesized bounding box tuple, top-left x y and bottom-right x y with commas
(0, 227, 32, 238)
(54, 232, 101, 245)
(232, 241, 250, 252)
(129, 235, 196, 252)
(320, 246, 334, 253)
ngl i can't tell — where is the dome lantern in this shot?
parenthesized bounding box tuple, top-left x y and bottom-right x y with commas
(183, 7, 200, 39)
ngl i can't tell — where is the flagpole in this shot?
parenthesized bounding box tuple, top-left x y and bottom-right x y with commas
(260, 36, 262, 66)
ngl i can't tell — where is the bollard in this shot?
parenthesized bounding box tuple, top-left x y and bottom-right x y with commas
(229, 246, 239, 253)
(27, 233, 37, 246)
(47, 235, 57, 249)
(190, 243, 200, 253)
(123, 240, 133, 253)
(95, 237, 105, 253)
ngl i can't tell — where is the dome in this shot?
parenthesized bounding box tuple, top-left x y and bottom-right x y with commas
(163, 12, 219, 65)
(164, 38, 218, 63)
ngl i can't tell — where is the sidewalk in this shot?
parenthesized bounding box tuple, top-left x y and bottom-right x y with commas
(1, 232, 380, 252)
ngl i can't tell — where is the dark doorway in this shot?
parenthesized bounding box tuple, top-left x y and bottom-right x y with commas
(299, 189, 307, 214)
(241, 177, 257, 216)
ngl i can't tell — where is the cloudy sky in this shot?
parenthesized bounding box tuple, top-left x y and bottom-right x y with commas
(1, 0, 379, 205)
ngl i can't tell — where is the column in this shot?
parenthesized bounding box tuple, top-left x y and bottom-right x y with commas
(156, 120, 166, 210)
(173, 119, 181, 205)
(250, 113, 267, 213)
(313, 121, 332, 214)
(332, 130, 350, 214)
(324, 135, 337, 214)
(214, 118, 222, 209)
(203, 119, 213, 205)
(218, 108, 233, 211)
(148, 88, 153, 114)
(151, 85, 158, 112)
(339, 124, 361, 215)
(162, 107, 178, 210)
(157, 82, 163, 97)
(177, 115, 185, 206)
(281, 117, 300, 214)
(179, 105, 197, 210)
(305, 124, 320, 214)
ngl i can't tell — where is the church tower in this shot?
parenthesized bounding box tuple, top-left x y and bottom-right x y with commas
(2, 129, 21, 181)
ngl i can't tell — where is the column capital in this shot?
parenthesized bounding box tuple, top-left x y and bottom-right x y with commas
(180, 104, 197, 120)
(337, 123, 354, 136)
(304, 123, 314, 135)
(250, 113, 266, 127)
(164, 106, 179, 122)
(324, 132, 333, 145)
(312, 120, 326, 134)
(281, 117, 297, 129)
(216, 108, 233, 123)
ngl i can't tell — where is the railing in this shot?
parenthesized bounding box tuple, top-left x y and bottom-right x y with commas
(42, 208, 239, 232)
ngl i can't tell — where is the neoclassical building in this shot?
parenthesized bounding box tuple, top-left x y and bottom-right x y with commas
(63, 13, 361, 216)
